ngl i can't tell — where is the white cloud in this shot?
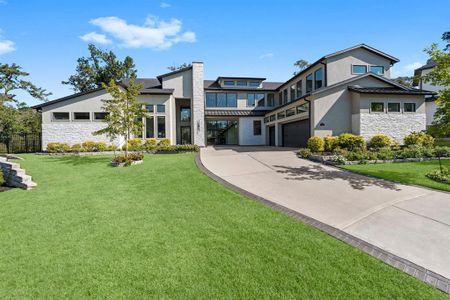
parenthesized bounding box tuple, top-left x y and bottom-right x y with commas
(0, 0, 7, 5)
(259, 53, 274, 59)
(160, 2, 170, 8)
(404, 61, 423, 72)
(79, 32, 112, 45)
(86, 15, 196, 50)
(0, 39, 15, 55)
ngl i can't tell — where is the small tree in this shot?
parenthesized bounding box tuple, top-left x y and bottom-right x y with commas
(94, 77, 145, 157)
(293, 59, 310, 75)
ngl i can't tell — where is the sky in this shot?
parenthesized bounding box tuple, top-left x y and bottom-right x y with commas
(0, 0, 449, 106)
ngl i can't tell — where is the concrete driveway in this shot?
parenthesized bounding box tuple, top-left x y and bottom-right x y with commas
(200, 146, 450, 280)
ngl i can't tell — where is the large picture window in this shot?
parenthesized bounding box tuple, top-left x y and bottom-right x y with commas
(206, 93, 238, 107)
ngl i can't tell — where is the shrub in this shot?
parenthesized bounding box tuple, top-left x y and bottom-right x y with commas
(426, 168, 450, 184)
(329, 155, 347, 165)
(323, 136, 339, 152)
(153, 145, 178, 153)
(174, 144, 199, 152)
(338, 133, 365, 151)
(47, 142, 70, 153)
(106, 144, 117, 151)
(307, 136, 324, 152)
(396, 145, 424, 159)
(145, 138, 158, 146)
(159, 138, 171, 146)
(298, 148, 311, 158)
(112, 152, 144, 166)
(369, 134, 392, 149)
(434, 146, 450, 158)
(71, 144, 82, 152)
(404, 132, 435, 148)
(123, 138, 144, 151)
(82, 141, 107, 152)
(375, 148, 395, 160)
(0, 169, 4, 186)
(345, 150, 377, 162)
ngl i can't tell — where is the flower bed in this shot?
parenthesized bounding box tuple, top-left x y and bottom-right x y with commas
(111, 152, 144, 167)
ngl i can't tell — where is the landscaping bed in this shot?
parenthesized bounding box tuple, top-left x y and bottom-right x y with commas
(0, 154, 446, 298)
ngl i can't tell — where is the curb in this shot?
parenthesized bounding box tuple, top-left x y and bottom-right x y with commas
(195, 153, 450, 294)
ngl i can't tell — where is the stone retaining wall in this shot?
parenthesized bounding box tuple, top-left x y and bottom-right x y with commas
(0, 157, 37, 189)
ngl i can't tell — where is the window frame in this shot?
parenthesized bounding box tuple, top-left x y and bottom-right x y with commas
(223, 80, 235, 86)
(404, 102, 416, 113)
(256, 93, 265, 107)
(157, 116, 166, 138)
(314, 68, 323, 90)
(156, 104, 166, 113)
(52, 112, 70, 122)
(236, 81, 247, 87)
(253, 120, 262, 136)
(352, 64, 368, 75)
(370, 66, 385, 75)
(290, 84, 296, 101)
(277, 111, 285, 119)
(247, 93, 256, 107)
(73, 112, 91, 121)
(146, 104, 154, 113)
(305, 74, 313, 93)
(296, 80, 302, 98)
(283, 89, 288, 104)
(286, 107, 296, 117)
(387, 102, 401, 113)
(249, 81, 260, 87)
(267, 93, 275, 107)
(370, 102, 384, 113)
(93, 112, 108, 121)
(269, 114, 276, 122)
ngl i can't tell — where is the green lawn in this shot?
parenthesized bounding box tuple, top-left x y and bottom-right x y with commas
(341, 160, 450, 192)
(0, 154, 447, 299)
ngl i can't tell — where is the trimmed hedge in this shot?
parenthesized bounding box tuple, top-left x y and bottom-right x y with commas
(404, 132, 434, 148)
(324, 136, 339, 152)
(338, 133, 364, 151)
(369, 134, 392, 149)
(307, 136, 324, 152)
(47, 142, 71, 153)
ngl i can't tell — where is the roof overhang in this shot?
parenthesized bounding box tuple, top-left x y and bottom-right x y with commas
(348, 86, 436, 95)
(205, 109, 269, 117)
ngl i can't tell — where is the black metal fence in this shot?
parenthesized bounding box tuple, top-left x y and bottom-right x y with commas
(0, 134, 42, 153)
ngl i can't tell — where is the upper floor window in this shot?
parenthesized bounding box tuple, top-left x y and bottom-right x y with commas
(237, 81, 247, 87)
(269, 114, 276, 122)
(296, 103, 309, 114)
(290, 85, 296, 101)
(74, 112, 90, 120)
(283, 89, 288, 104)
(352, 65, 367, 74)
(296, 80, 302, 98)
(314, 68, 323, 89)
(267, 93, 275, 107)
(370, 66, 384, 75)
(286, 107, 296, 117)
(306, 74, 313, 93)
(388, 102, 400, 113)
(206, 92, 237, 107)
(371, 102, 384, 113)
(247, 93, 255, 107)
(157, 104, 165, 113)
(404, 103, 416, 112)
(223, 80, 235, 86)
(249, 81, 260, 87)
(53, 112, 70, 121)
(146, 104, 154, 112)
(256, 93, 265, 107)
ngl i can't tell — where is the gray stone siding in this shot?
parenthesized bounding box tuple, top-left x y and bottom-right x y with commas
(192, 62, 205, 146)
(42, 122, 121, 150)
(358, 113, 426, 142)
(0, 157, 37, 189)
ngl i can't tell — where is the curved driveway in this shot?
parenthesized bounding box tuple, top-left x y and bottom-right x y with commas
(200, 146, 450, 280)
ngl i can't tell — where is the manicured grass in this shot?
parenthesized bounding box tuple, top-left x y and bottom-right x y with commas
(0, 154, 447, 299)
(341, 160, 450, 192)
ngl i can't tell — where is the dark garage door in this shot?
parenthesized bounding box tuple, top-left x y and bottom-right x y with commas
(282, 120, 310, 148)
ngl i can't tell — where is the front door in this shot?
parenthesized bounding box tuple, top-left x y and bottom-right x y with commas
(269, 126, 275, 146)
(180, 126, 191, 144)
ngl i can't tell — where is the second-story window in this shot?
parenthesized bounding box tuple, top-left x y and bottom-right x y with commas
(157, 104, 165, 113)
(223, 80, 235, 86)
(314, 68, 323, 89)
(249, 81, 260, 87)
(352, 65, 367, 74)
(370, 66, 384, 75)
(296, 80, 302, 98)
(283, 89, 288, 104)
(290, 85, 296, 101)
(256, 93, 265, 107)
(306, 74, 313, 93)
(237, 81, 247, 87)
(247, 93, 255, 107)
(267, 93, 275, 107)
(206, 93, 237, 107)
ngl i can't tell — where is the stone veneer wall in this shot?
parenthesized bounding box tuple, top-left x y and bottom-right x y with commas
(42, 123, 121, 150)
(191, 62, 205, 146)
(358, 113, 426, 142)
(0, 157, 37, 189)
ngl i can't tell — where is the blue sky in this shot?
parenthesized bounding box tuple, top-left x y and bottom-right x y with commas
(0, 0, 449, 106)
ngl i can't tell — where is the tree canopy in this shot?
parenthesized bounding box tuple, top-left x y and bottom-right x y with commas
(63, 44, 137, 93)
(293, 59, 310, 75)
(167, 63, 192, 71)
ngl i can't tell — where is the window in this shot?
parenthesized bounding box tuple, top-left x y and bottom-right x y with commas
(283, 89, 288, 104)
(306, 74, 313, 93)
(290, 84, 297, 101)
(157, 116, 166, 138)
(370, 66, 384, 75)
(371, 102, 384, 113)
(296, 103, 309, 114)
(249, 81, 260, 87)
(52, 112, 69, 121)
(223, 80, 235, 86)
(264, 117, 269, 123)
(146, 117, 154, 138)
(217, 93, 227, 107)
(314, 68, 323, 89)
(73, 112, 90, 120)
(146, 104, 154, 112)
(157, 104, 165, 113)
(269, 114, 276, 122)
(352, 65, 368, 74)
(226, 93, 237, 107)
(237, 81, 247, 86)
(404, 103, 416, 112)
(279, 92, 283, 105)
(180, 107, 191, 122)
(253, 120, 262, 135)
(94, 112, 108, 120)
(206, 93, 237, 107)
(286, 107, 295, 117)
(247, 93, 255, 107)
(267, 93, 275, 107)
(206, 93, 216, 107)
(256, 93, 265, 107)
(296, 80, 302, 98)
(388, 103, 400, 112)
(277, 112, 285, 119)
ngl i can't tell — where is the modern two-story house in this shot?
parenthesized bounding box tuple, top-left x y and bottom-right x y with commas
(33, 44, 434, 149)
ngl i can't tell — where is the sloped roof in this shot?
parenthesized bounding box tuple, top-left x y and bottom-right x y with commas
(156, 65, 193, 82)
(414, 59, 437, 72)
(348, 86, 436, 95)
(203, 80, 283, 91)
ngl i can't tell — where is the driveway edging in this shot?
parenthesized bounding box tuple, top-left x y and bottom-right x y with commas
(195, 153, 450, 294)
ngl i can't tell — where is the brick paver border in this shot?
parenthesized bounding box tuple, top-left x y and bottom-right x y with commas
(195, 154, 450, 294)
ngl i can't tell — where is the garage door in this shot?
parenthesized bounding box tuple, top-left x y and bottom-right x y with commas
(282, 120, 310, 148)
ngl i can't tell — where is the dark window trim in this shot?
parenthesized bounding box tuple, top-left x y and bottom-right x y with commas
(352, 64, 368, 75)
(387, 102, 401, 113)
(253, 120, 262, 136)
(52, 112, 70, 122)
(93, 112, 109, 121)
(73, 112, 91, 121)
(370, 65, 385, 75)
(370, 102, 384, 113)
(404, 102, 417, 113)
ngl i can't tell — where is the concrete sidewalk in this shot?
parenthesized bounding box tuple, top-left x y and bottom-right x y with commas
(200, 146, 450, 282)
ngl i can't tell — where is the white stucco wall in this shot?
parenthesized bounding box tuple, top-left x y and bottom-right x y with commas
(426, 101, 437, 126)
(238, 117, 266, 145)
